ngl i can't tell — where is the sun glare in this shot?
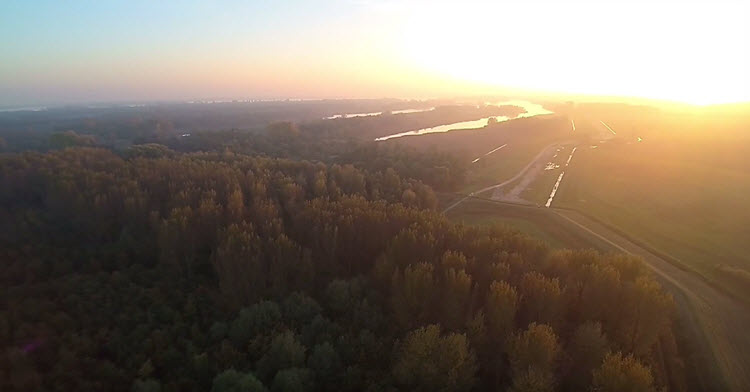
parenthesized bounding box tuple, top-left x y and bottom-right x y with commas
(399, 1, 749, 105)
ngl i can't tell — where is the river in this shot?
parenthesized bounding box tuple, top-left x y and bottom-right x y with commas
(375, 100, 553, 141)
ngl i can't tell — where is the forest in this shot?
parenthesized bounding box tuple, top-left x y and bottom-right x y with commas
(2, 0, 744, 388)
(0, 135, 679, 391)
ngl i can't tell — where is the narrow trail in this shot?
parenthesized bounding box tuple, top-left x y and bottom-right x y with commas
(472, 143, 507, 164)
(599, 120, 617, 135)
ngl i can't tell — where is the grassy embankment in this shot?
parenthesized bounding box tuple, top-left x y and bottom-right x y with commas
(555, 139, 750, 302)
(389, 115, 573, 196)
(445, 197, 614, 252)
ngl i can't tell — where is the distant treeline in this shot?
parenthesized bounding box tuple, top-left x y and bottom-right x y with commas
(0, 147, 678, 391)
(0, 115, 472, 192)
(0, 100, 522, 152)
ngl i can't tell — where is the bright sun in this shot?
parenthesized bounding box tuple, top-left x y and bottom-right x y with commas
(399, 1, 749, 105)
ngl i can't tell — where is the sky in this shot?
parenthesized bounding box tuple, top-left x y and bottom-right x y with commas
(1, 0, 748, 107)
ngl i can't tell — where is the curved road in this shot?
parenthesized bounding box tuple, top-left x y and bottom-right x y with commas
(553, 209, 749, 391)
(445, 138, 750, 390)
(443, 142, 564, 213)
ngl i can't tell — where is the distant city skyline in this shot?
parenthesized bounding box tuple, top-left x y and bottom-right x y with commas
(2, 0, 748, 107)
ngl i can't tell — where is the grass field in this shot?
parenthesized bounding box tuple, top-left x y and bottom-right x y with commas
(445, 197, 615, 252)
(439, 104, 750, 391)
(517, 144, 575, 205)
(388, 115, 575, 194)
(463, 139, 557, 194)
(555, 139, 750, 301)
(432, 103, 750, 302)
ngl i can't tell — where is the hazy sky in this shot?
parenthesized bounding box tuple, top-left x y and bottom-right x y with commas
(2, 0, 748, 106)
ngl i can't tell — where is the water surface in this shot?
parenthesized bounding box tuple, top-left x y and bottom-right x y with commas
(324, 107, 435, 119)
(375, 100, 553, 141)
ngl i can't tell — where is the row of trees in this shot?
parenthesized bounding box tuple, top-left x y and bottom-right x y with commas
(1, 147, 675, 391)
(1, 120, 470, 192)
(166, 122, 469, 191)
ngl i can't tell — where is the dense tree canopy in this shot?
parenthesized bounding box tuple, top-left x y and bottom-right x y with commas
(0, 146, 677, 391)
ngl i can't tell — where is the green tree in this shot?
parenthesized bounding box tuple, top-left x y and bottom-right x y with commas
(268, 234, 313, 298)
(228, 301, 282, 347)
(49, 130, 96, 149)
(266, 121, 300, 139)
(212, 223, 264, 307)
(391, 262, 436, 329)
(393, 325, 478, 392)
(256, 331, 307, 381)
(132, 378, 161, 392)
(282, 292, 322, 329)
(566, 322, 609, 390)
(159, 206, 196, 279)
(307, 342, 343, 385)
(211, 369, 267, 392)
(126, 143, 173, 159)
(271, 368, 314, 392)
(324, 279, 362, 317)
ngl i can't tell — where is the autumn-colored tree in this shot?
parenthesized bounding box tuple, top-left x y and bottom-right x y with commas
(507, 323, 560, 388)
(508, 366, 555, 392)
(591, 352, 657, 392)
(0, 146, 683, 391)
(159, 206, 196, 279)
(268, 234, 313, 298)
(440, 250, 468, 271)
(485, 280, 518, 345)
(225, 187, 245, 224)
(212, 223, 264, 307)
(617, 277, 673, 355)
(574, 263, 622, 324)
(519, 272, 563, 327)
(441, 268, 473, 330)
(391, 262, 436, 329)
(392, 325, 477, 392)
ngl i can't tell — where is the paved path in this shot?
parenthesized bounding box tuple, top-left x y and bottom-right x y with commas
(554, 209, 749, 391)
(442, 142, 563, 213)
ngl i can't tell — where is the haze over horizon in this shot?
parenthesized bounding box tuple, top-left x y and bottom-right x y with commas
(4, 2, 750, 391)
(2, 0, 749, 107)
